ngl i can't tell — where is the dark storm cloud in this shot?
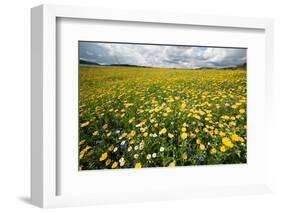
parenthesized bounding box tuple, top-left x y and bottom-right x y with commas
(79, 42, 246, 69)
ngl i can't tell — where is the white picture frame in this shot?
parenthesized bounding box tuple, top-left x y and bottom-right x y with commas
(31, 4, 274, 208)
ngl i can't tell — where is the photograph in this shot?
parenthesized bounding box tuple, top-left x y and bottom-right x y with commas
(78, 41, 247, 170)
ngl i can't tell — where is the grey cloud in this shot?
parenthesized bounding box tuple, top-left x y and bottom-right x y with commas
(79, 42, 246, 69)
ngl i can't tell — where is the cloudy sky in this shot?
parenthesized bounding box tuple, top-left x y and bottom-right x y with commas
(79, 42, 246, 69)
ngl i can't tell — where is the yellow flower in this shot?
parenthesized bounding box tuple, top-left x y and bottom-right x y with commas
(195, 128, 200, 133)
(239, 108, 245, 114)
(231, 133, 245, 143)
(111, 162, 118, 169)
(199, 144, 205, 150)
(128, 130, 136, 138)
(231, 133, 240, 142)
(121, 132, 127, 138)
(79, 145, 91, 159)
(129, 139, 135, 144)
(181, 127, 187, 132)
(239, 137, 245, 143)
(210, 148, 217, 154)
(159, 128, 167, 135)
(181, 132, 188, 140)
(229, 121, 236, 126)
(150, 118, 155, 123)
(222, 137, 234, 148)
(108, 145, 114, 151)
(79, 140, 85, 145)
(182, 153, 188, 160)
(190, 133, 196, 138)
(196, 139, 201, 144)
(128, 117, 135, 123)
(168, 161, 176, 167)
(106, 132, 112, 137)
(221, 115, 230, 120)
(99, 152, 108, 161)
(219, 131, 226, 137)
(180, 103, 186, 111)
(168, 133, 174, 139)
(214, 129, 219, 135)
(105, 159, 111, 166)
(102, 123, 108, 129)
(80, 121, 90, 128)
(135, 163, 142, 169)
(92, 131, 99, 136)
(143, 132, 148, 137)
(193, 114, 201, 120)
(220, 145, 226, 152)
(167, 97, 175, 103)
(138, 120, 146, 126)
(183, 122, 188, 127)
(124, 103, 133, 108)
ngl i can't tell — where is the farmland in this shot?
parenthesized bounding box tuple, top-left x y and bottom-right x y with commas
(79, 66, 247, 170)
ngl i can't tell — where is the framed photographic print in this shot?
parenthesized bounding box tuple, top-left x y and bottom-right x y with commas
(31, 4, 274, 208)
(78, 41, 247, 170)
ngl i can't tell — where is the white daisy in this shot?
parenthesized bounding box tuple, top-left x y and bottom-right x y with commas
(119, 157, 125, 166)
(139, 141, 144, 150)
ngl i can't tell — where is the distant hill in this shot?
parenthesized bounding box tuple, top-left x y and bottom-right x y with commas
(79, 60, 148, 68)
(195, 63, 247, 70)
(79, 59, 101, 65)
(236, 63, 247, 69)
(109, 63, 150, 68)
(223, 63, 247, 70)
(79, 59, 247, 70)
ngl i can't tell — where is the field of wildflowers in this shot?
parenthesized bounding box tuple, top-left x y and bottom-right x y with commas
(79, 66, 247, 170)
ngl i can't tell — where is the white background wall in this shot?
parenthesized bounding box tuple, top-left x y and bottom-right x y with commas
(0, 0, 280, 212)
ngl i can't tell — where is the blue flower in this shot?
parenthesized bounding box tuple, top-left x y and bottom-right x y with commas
(120, 141, 127, 150)
(112, 130, 117, 135)
(100, 127, 106, 132)
(199, 155, 204, 161)
(188, 147, 193, 152)
(120, 129, 125, 134)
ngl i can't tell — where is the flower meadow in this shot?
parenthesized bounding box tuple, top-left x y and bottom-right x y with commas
(79, 66, 247, 170)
